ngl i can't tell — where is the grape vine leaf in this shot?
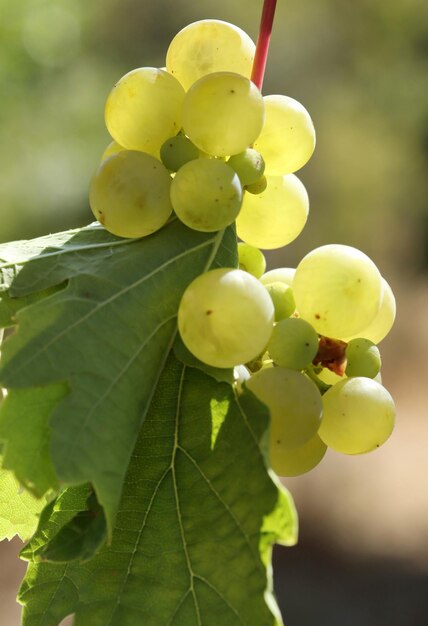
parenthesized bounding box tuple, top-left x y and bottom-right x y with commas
(0, 220, 236, 534)
(19, 355, 297, 626)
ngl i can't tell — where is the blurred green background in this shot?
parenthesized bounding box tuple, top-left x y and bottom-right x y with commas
(1, 0, 428, 624)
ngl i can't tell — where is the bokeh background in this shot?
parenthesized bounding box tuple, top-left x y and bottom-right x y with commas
(1, 0, 427, 624)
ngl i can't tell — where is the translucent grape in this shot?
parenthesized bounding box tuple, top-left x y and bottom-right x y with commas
(170, 159, 242, 232)
(268, 318, 319, 369)
(317, 367, 343, 386)
(105, 67, 185, 154)
(246, 367, 323, 449)
(178, 268, 274, 368)
(318, 377, 395, 454)
(160, 134, 200, 171)
(245, 175, 267, 195)
(89, 151, 172, 238)
(271, 433, 327, 477)
(346, 277, 396, 344)
(236, 174, 309, 249)
(238, 243, 266, 278)
(253, 95, 316, 175)
(264, 282, 296, 320)
(293, 245, 383, 339)
(102, 141, 126, 161)
(166, 19, 255, 90)
(345, 338, 381, 378)
(260, 267, 296, 287)
(228, 149, 265, 186)
(183, 72, 265, 157)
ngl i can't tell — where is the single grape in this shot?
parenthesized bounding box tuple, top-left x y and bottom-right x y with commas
(101, 141, 126, 161)
(236, 174, 309, 249)
(253, 95, 316, 175)
(170, 159, 242, 232)
(245, 175, 267, 195)
(268, 318, 319, 369)
(346, 277, 396, 344)
(160, 134, 200, 172)
(246, 367, 323, 449)
(105, 67, 185, 155)
(271, 433, 327, 477)
(264, 282, 296, 320)
(345, 338, 381, 378)
(260, 267, 296, 287)
(318, 377, 395, 454)
(293, 244, 383, 339)
(178, 268, 274, 368)
(238, 243, 266, 278)
(166, 19, 255, 90)
(228, 149, 265, 186)
(89, 151, 172, 238)
(183, 72, 265, 157)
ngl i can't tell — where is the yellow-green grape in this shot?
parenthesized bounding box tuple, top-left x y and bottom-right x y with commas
(236, 174, 309, 249)
(183, 72, 265, 157)
(238, 242, 266, 278)
(253, 95, 316, 175)
(264, 282, 296, 320)
(228, 149, 265, 186)
(268, 318, 319, 369)
(293, 245, 383, 339)
(318, 367, 343, 386)
(272, 433, 327, 477)
(260, 267, 296, 287)
(166, 19, 255, 90)
(246, 175, 267, 195)
(346, 277, 396, 344)
(89, 151, 172, 238)
(101, 141, 126, 161)
(345, 338, 381, 378)
(105, 67, 185, 155)
(178, 268, 274, 368)
(160, 134, 200, 171)
(170, 159, 242, 232)
(246, 368, 323, 448)
(319, 377, 395, 454)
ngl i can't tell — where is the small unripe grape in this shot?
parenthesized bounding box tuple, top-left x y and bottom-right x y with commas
(260, 267, 295, 288)
(264, 282, 296, 320)
(245, 175, 267, 195)
(238, 243, 266, 278)
(268, 318, 319, 369)
(160, 134, 200, 171)
(228, 149, 265, 186)
(345, 338, 381, 378)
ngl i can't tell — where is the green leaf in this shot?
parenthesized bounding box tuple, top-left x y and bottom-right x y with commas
(0, 221, 236, 533)
(0, 465, 48, 541)
(19, 355, 297, 626)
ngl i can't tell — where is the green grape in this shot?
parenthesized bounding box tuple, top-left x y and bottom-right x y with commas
(260, 267, 296, 287)
(271, 433, 327, 477)
(89, 151, 172, 238)
(166, 19, 255, 90)
(178, 268, 274, 368)
(245, 175, 267, 195)
(346, 277, 396, 344)
(170, 159, 242, 232)
(160, 134, 200, 171)
(345, 338, 381, 378)
(238, 243, 266, 278)
(183, 72, 265, 157)
(101, 141, 126, 161)
(317, 367, 343, 386)
(264, 282, 296, 320)
(105, 67, 185, 155)
(246, 368, 323, 449)
(268, 318, 319, 369)
(253, 95, 316, 175)
(319, 377, 395, 454)
(293, 244, 383, 339)
(236, 174, 309, 249)
(228, 149, 265, 186)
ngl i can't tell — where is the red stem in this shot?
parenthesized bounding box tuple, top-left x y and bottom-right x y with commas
(251, 0, 278, 91)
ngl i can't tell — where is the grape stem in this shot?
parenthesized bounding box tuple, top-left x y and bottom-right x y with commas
(251, 0, 278, 91)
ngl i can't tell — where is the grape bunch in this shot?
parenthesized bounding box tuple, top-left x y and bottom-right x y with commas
(89, 19, 396, 479)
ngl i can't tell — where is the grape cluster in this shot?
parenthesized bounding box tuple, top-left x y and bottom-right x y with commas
(89, 19, 396, 479)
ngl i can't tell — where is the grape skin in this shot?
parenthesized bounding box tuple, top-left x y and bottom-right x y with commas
(318, 377, 395, 454)
(264, 282, 296, 320)
(268, 318, 319, 369)
(228, 149, 265, 186)
(246, 368, 323, 449)
(166, 19, 255, 90)
(345, 277, 396, 344)
(160, 134, 200, 172)
(101, 141, 126, 161)
(272, 433, 327, 477)
(178, 269, 274, 368)
(260, 267, 296, 287)
(238, 243, 266, 278)
(345, 338, 381, 378)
